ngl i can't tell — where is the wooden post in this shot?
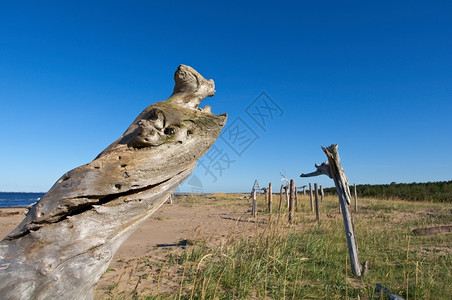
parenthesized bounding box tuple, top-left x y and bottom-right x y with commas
(295, 187, 298, 211)
(314, 183, 320, 224)
(309, 183, 314, 213)
(323, 145, 362, 276)
(300, 144, 364, 277)
(268, 183, 272, 214)
(285, 186, 289, 208)
(279, 184, 284, 212)
(252, 190, 257, 218)
(354, 183, 358, 213)
(320, 185, 324, 201)
(289, 179, 295, 223)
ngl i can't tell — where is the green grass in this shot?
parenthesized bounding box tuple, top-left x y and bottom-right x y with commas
(99, 194, 452, 299)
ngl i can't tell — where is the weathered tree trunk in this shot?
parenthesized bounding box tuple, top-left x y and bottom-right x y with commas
(0, 65, 226, 299)
(301, 144, 363, 277)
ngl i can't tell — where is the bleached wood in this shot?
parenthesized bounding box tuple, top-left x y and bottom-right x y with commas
(252, 190, 257, 218)
(322, 145, 362, 277)
(285, 186, 289, 208)
(300, 144, 363, 277)
(0, 65, 226, 299)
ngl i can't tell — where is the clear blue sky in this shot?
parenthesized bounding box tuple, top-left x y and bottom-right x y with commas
(1, 1, 451, 193)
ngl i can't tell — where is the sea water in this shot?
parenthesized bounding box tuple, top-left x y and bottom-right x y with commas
(0, 192, 45, 208)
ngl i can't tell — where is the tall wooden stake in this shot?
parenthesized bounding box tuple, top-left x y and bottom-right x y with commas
(320, 185, 324, 201)
(268, 183, 272, 214)
(309, 183, 314, 213)
(354, 183, 358, 213)
(314, 183, 320, 224)
(289, 179, 295, 223)
(285, 186, 289, 208)
(279, 184, 283, 212)
(300, 144, 364, 277)
(295, 187, 298, 211)
(252, 190, 257, 218)
(323, 145, 362, 276)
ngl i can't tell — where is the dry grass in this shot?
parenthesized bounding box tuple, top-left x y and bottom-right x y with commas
(95, 193, 452, 299)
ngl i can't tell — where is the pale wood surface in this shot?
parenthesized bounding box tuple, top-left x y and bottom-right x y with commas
(0, 65, 226, 299)
(300, 144, 363, 277)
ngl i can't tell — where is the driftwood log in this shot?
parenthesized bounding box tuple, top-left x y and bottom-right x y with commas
(412, 225, 452, 235)
(0, 65, 226, 299)
(301, 144, 365, 277)
(375, 283, 405, 300)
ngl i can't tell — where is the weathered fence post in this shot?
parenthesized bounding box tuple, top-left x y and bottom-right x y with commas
(252, 190, 257, 218)
(314, 183, 320, 224)
(261, 188, 267, 212)
(354, 183, 358, 213)
(309, 183, 314, 212)
(285, 186, 289, 208)
(289, 179, 295, 223)
(279, 184, 284, 212)
(320, 185, 324, 201)
(295, 187, 299, 211)
(300, 144, 364, 277)
(268, 183, 272, 214)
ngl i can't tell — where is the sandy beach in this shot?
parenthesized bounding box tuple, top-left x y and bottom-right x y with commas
(0, 207, 27, 240)
(0, 194, 257, 298)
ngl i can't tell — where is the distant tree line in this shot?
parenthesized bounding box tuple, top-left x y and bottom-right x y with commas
(322, 180, 452, 202)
